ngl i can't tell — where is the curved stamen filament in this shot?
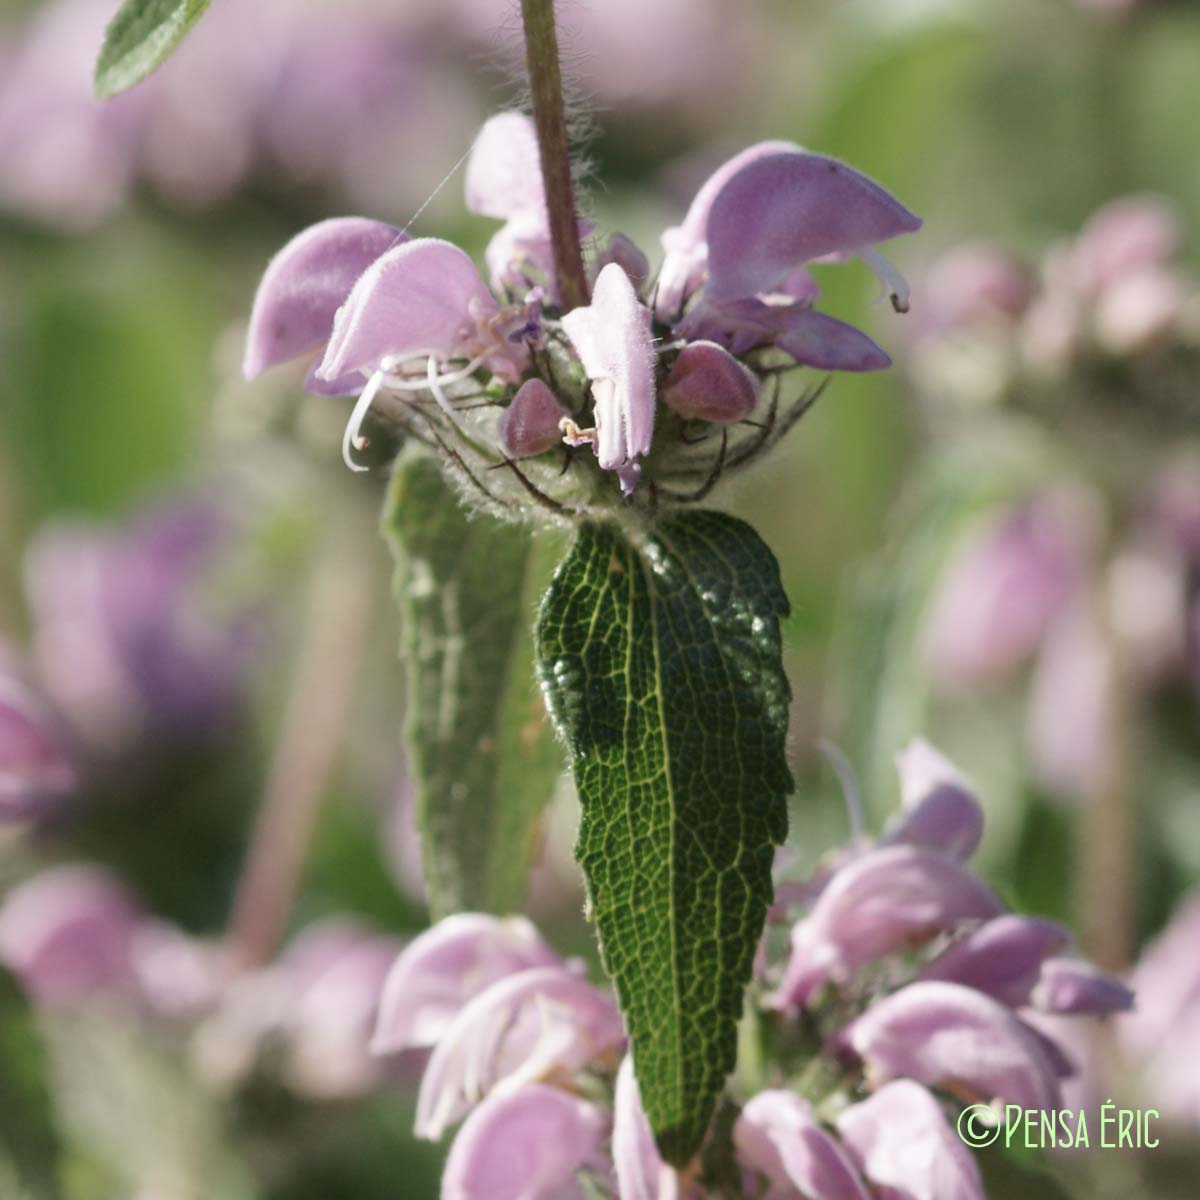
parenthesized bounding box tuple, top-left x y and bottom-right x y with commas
(860, 246, 911, 314)
(342, 366, 388, 473)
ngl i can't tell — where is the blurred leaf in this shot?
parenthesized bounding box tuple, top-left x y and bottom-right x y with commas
(95, 0, 212, 99)
(383, 449, 564, 920)
(0, 971, 60, 1199)
(536, 513, 792, 1164)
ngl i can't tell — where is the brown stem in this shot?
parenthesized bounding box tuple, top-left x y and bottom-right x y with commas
(225, 542, 373, 969)
(519, 0, 589, 311)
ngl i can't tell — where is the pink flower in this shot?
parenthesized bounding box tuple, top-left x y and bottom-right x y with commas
(442, 1085, 609, 1200)
(918, 915, 1070, 1007)
(666, 145, 921, 371)
(883, 740, 984, 861)
(561, 263, 656, 495)
(0, 661, 75, 822)
(836, 1080, 984, 1200)
(372, 913, 563, 1054)
(734, 1091, 870, 1200)
(242, 216, 404, 384)
(612, 1055, 678, 1200)
(1030, 958, 1133, 1016)
(846, 980, 1065, 1110)
(414, 965, 624, 1139)
(776, 845, 1002, 1008)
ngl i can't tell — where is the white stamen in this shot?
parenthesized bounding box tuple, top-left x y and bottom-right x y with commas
(860, 246, 911, 313)
(342, 367, 387, 473)
(817, 738, 866, 841)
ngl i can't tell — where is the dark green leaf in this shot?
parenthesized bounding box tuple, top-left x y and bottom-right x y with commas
(384, 449, 564, 919)
(536, 512, 792, 1164)
(94, 0, 211, 98)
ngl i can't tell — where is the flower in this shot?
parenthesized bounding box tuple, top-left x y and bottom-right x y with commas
(836, 1080, 985, 1200)
(0, 864, 214, 1016)
(23, 499, 259, 756)
(734, 1091, 870, 1200)
(0, 657, 75, 822)
(414, 964, 624, 1140)
(244, 112, 920, 503)
(441, 1085, 610, 1200)
(372, 913, 564, 1054)
(846, 980, 1067, 1111)
(561, 263, 656, 495)
(666, 145, 922, 371)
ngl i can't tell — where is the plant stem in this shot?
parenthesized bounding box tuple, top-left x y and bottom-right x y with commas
(519, 0, 589, 311)
(225, 542, 373, 969)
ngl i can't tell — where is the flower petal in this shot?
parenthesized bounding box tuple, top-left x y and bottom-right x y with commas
(735, 1091, 870, 1200)
(776, 845, 1003, 1008)
(656, 140, 798, 318)
(415, 965, 624, 1140)
(318, 237, 498, 380)
(612, 1055, 666, 1200)
(442, 1085, 607, 1200)
(847, 981, 1064, 1111)
(372, 914, 563, 1054)
(243, 217, 403, 379)
(919, 915, 1070, 1006)
(1030, 958, 1134, 1015)
(703, 152, 921, 304)
(837, 1080, 984, 1200)
(465, 112, 545, 224)
(561, 263, 655, 479)
(768, 306, 892, 372)
(885, 740, 985, 861)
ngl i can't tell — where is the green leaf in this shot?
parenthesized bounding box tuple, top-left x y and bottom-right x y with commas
(536, 512, 792, 1164)
(384, 449, 565, 919)
(94, 0, 212, 98)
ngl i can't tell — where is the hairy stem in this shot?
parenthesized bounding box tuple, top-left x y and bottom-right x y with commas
(519, 0, 589, 311)
(225, 542, 373, 969)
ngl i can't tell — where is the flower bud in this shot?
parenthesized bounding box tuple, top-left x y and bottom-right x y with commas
(662, 340, 760, 424)
(496, 379, 569, 460)
(1030, 958, 1134, 1016)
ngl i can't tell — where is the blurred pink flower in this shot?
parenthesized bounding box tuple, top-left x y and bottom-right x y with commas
(836, 1079, 985, 1200)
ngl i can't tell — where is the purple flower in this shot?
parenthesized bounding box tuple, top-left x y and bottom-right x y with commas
(923, 494, 1090, 692)
(1030, 958, 1134, 1016)
(661, 340, 760, 424)
(0, 659, 75, 821)
(561, 263, 656, 495)
(242, 216, 404, 383)
(846, 980, 1065, 1110)
(465, 111, 557, 297)
(776, 845, 1002, 1008)
(665, 145, 921, 371)
(734, 1091, 870, 1200)
(414, 965, 624, 1139)
(24, 499, 257, 755)
(883, 740, 984, 861)
(193, 918, 401, 1099)
(372, 913, 564, 1054)
(442, 1084, 609, 1200)
(918, 915, 1070, 1007)
(836, 1080, 984, 1200)
(0, 864, 211, 1017)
